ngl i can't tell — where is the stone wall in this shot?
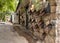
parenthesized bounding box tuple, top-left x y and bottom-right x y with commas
(56, 0, 60, 43)
(15, 0, 56, 43)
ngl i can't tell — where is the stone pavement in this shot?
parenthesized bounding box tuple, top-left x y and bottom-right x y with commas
(0, 23, 55, 43)
(14, 24, 55, 43)
(0, 24, 28, 43)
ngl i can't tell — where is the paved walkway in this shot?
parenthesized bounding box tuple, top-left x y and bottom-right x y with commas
(0, 24, 28, 43)
(0, 23, 55, 43)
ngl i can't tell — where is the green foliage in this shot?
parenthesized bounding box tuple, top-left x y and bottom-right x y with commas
(0, 13, 5, 21)
(32, 0, 43, 11)
(0, 0, 19, 21)
(0, 0, 18, 12)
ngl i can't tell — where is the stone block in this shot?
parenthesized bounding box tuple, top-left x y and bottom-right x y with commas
(44, 35, 55, 43)
(49, 0, 56, 6)
(51, 6, 56, 13)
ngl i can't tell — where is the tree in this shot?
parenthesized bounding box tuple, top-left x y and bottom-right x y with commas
(0, 0, 19, 12)
(0, 0, 19, 21)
